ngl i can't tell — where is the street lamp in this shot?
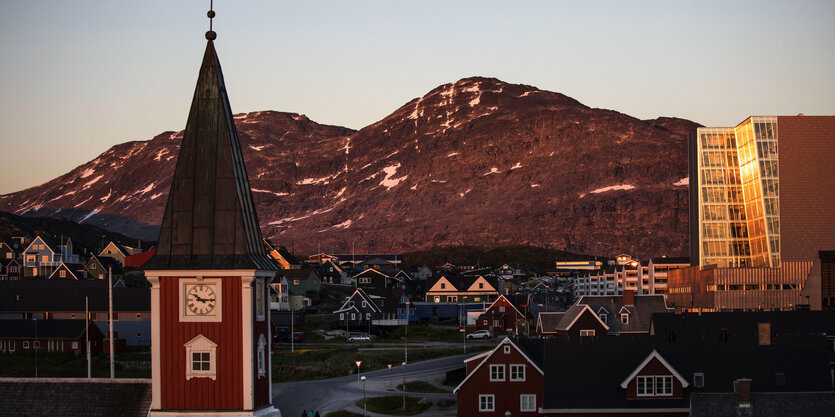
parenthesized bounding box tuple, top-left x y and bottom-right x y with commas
(402, 361, 407, 410)
(361, 375, 367, 417)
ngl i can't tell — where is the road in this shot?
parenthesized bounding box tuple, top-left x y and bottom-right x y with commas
(272, 354, 470, 417)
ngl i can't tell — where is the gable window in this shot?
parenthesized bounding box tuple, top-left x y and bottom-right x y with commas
(489, 364, 505, 381)
(599, 313, 608, 324)
(59, 270, 66, 278)
(362, 301, 367, 308)
(637, 375, 673, 396)
(479, 283, 484, 289)
(580, 329, 595, 336)
(621, 313, 629, 324)
(693, 372, 704, 387)
(91, 263, 96, 269)
(440, 283, 446, 289)
(499, 306, 505, 312)
(185, 334, 218, 380)
(504, 346, 511, 354)
(520, 394, 536, 412)
(483, 320, 488, 325)
(510, 364, 525, 381)
(479, 394, 494, 412)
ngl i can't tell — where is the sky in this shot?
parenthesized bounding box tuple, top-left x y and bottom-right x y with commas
(1, 0, 833, 195)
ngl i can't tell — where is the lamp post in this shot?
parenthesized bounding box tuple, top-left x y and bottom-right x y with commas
(401, 361, 407, 410)
(361, 375, 367, 417)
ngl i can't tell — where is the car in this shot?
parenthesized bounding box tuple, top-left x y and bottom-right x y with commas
(348, 334, 372, 342)
(466, 330, 492, 340)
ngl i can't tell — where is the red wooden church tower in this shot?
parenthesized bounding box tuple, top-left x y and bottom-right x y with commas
(144, 11, 280, 417)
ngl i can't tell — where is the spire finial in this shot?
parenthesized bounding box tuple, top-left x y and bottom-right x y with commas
(206, 0, 217, 40)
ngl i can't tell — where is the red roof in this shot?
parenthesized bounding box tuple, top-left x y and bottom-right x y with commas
(124, 247, 156, 268)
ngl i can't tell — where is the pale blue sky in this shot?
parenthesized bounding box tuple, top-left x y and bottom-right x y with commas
(1, 1, 833, 194)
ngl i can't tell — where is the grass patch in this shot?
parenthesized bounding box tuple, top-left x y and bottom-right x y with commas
(382, 324, 463, 343)
(272, 347, 469, 382)
(436, 398, 456, 409)
(357, 395, 430, 416)
(397, 381, 450, 393)
(323, 411, 363, 417)
(0, 351, 150, 378)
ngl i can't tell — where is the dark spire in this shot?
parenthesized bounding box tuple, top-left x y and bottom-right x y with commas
(145, 36, 275, 271)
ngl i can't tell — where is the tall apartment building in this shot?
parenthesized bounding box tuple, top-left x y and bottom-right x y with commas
(573, 257, 689, 298)
(669, 115, 835, 311)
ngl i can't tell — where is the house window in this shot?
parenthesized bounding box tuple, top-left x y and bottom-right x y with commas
(91, 263, 96, 269)
(23, 341, 30, 349)
(693, 372, 704, 387)
(499, 306, 505, 312)
(479, 283, 484, 289)
(42, 255, 49, 263)
(621, 314, 629, 324)
(351, 313, 356, 320)
(362, 301, 367, 308)
(504, 346, 510, 354)
(600, 313, 608, 324)
(9, 341, 14, 352)
(185, 334, 217, 380)
(489, 364, 505, 381)
(510, 364, 525, 381)
(580, 329, 595, 336)
(483, 320, 488, 325)
(59, 270, 66, 278)
(440, 283, 446, 289)
(366, 313, 370, 320)
(637, 375, 673, 396)
(448, 296, 457, 302)
(136, 313, 141, 319)
(520, 394, 536, 412)
(434, 296, 440, 303)
(479, 394, 494, 412)
(293, 280, 300, 285)
(340, 313, 344, 321)
(27, 255, 35, 263)
(33, 341, 40, 349)
(493, 320, 500, 326)
(775, 372, 786, 387)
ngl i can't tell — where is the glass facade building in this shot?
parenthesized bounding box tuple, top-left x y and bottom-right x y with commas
(692, 117, 781, 268)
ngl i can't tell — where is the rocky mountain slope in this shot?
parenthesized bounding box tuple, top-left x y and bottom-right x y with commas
(0, 77, 699, 259)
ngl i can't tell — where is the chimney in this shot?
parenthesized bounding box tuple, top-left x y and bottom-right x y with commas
(623, 289, 635, 306)
(734, 379, 752, 408)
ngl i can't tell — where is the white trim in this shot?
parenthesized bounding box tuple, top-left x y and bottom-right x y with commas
(241, 275, 255, 410)
(478, 394, 495, 412)
(185, 334, 218, 381)
(619, 350, 689, 389)
(485, 295, 524, 319)
(453, 337, 543, 393)
(562, 305, 610, 331)
(488, 364, 505, 381)
(463, 350, 492, 363)
(147, 274, 161, 409)
(539, 408, 691, 414)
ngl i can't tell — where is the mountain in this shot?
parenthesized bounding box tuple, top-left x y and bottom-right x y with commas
(0, 77, 699, 259)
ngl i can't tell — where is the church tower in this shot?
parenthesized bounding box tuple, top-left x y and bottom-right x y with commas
(144, 8, 280, 416)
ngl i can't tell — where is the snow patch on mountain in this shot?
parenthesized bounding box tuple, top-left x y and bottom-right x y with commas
(78, 210, 99, 224)
(483, 167, 500, 176)
(154, 149, 169, 161)
(511, 162, 522, 170)
(298, 176, 330, 185)
(79, 168, 96, 179)
(83, 175, 103, 189)
(380, 163, 407, 190)
(99, 189, 112, 203)
(447, 152, 459, 157)
(48, 191, 76, 202)
(332, 219, 352, 229)
(150, 193, 164, 200)
(250, 144, 266, 151)
(590, 184, 636, 194)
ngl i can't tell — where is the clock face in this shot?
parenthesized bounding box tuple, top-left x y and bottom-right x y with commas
(186, 284, 217, 316)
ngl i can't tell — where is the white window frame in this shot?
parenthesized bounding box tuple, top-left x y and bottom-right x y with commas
(510, 364, 526, 381)
(520, 394, 536, 412)
(693, 372, 704, 388)
(599, 313, 608, 324)
(580, 329, 595, 336)
(33, 341, 40, 349)
(71, 341, 78, 350)
(621, 313, 630, 324)
(366, 312, 371, 320)
(23, 341, 30, 349)
(637, 375, 673, 397)
(9, 340, 15, 352)
(499, 306, 505, 312)
(351, 313, 356, 320)
(479, 394, 495, 412)
(493, 320, 500, 326)
(504, 345, 511, 354)
(340, 313, 344, 320)
(185, 334, 218, 381)
(489, 364, 505, 381)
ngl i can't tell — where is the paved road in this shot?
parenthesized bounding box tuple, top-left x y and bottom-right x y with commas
(273, 354, 470, 417)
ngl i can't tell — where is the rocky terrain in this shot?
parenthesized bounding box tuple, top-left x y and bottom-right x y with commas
(0, 77, 699, 259)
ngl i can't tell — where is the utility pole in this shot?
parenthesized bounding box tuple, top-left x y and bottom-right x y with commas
(86, 296, 91, 378)
(108, 266, 114, 379)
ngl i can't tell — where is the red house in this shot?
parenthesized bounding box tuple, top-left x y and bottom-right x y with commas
(0, 319, 104, 354)
(474, 295, 528, 334)
(455, 337, 545, 416)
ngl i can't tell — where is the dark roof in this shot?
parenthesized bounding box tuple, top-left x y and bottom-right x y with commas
(515, 337, 546, 369)
(145, 40, 275, 271)
(278, 268, 316, 280)
(90, 255, 124, 275)
(650, 311, 835, 341)
(690, 392, 835, 417)
(0, 378, 151, 417)
(578, 294, 671, 333)
(820, 250, 835, 262)
(541, 333, 832, 410)
(650, 256, 690, 264)
(0, 319, 97, 339)
(537, 312, 565, 333)
(0, 280, 150, 312)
